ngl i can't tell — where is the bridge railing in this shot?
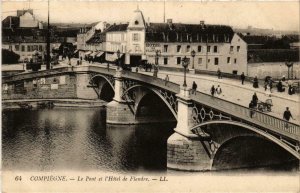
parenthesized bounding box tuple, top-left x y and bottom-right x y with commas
(121, 70, 299, 140)
(190, 90, 300, 141)
(121, 70, 180, 93)
(2, 67, 70, 83)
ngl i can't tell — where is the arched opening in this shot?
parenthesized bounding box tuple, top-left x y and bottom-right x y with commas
(91, 76, 114, 102)
(99, 82, 114, 102)
(135, 92, 176, 123)
(212, 135, 298, 171)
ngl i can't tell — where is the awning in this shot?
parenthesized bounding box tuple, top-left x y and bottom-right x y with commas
(96, 51, 105, 57)
(105, 53, 124, 62)
(85, 51, 92, 55)
(90, 52, 98, 57)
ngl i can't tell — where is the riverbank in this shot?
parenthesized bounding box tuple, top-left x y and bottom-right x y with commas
(2, 98, 106, 110)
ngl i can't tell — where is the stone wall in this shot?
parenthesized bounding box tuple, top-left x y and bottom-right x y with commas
(2, 73, 77, 100)
(2, 73, 99, 100)
(76, 73, 98, 99)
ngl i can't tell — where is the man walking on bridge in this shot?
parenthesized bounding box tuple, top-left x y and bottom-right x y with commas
(241, 72, 246, 85)
(283, 107, 295, 128)
(191, 81, 197, 95)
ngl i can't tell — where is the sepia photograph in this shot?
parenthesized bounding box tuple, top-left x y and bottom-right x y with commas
(1, 0, 300, 192)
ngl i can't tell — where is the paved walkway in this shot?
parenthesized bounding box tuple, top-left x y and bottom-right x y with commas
(4, 60, 299, 124)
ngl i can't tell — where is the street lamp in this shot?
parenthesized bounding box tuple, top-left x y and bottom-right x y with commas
(182, 56, 189, 87)
(153, 50, 161, 77)
(191, 50, 196, 69)
(117, 49, 121, 69)
(285, 61, 294, 80)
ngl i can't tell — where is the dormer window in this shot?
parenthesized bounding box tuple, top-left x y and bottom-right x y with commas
(135, 20, 139, 25)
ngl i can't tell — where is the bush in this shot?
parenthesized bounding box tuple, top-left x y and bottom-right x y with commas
(2, 49, 20, 64)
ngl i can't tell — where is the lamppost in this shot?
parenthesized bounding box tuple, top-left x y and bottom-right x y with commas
(182, 56, 189, 87)
(153, 50, 161, 77)
(117, 49, 121, 70)
(191, 50, 196, 69)
(285, 61, 294, 80)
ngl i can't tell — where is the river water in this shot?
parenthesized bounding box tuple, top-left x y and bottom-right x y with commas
(2, 107, 298, 173)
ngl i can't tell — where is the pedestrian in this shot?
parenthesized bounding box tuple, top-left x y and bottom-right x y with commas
(253, 76, 259, 88)
(241, 72, 245, 85)
(269, 77, 273, 93)
(215, 85, 222, 95)
(165, 74, 169, 86)
(191, 81, 197, 95)
(282, 75, 286, 82)
(283, 107, 294, 128)
(276, 80, 285, 92)
(136, 67, 139, 73)
(210, 85, 215, 97)
(252, 92, 258, 107)
(107, 63, 110, 71)
(249, 100, 255, 118)
(288, 85, 295, 95)
(217, 68, 222, 79)
(77, 60, 80, 66)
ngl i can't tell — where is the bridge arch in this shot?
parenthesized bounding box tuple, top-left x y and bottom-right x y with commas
(90, 74, 115, 101)
(90, 74, 114, 91)
(122, 84, 177, 121)
(191, 120, 300, 160)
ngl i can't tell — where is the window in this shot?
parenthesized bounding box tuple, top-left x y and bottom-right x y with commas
(207, 46, 211, 52)
(15, 45, 19, 51)
(27, 45, 31, 52)
(227, 57, 231, 64)
(21, 45, 25, 52)
(177, 57, 181, 65)
(39, 45, 43, 51)
(164, 45, 168, 52)
(133, 33, 139, 41)
(198, 46, 202, 52)
(237, 46, 240, 52)
(186, 45, 191, 52)
(164, 57, 168, 65)
(234, 58, 237, 64)
(230, 46, 234, 52)
(208, 59, 211, 64)
(177, 45, 181, 53)
(198, 58, 202, 64)
(135, 20, 139, 25)
(213, 46, 218, 53)
(214, 58, 219, 65)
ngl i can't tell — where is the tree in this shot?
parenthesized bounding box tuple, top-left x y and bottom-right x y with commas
(2, 49, 20, 64)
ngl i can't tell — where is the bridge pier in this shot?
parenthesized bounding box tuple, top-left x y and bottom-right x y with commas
(106, 69, 135, 124)
(167, 86, 212, 171)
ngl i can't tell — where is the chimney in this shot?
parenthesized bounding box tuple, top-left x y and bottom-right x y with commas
(200, 21, 205, 26)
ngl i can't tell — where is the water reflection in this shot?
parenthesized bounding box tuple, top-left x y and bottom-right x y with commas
(2, 108, 174, 172)
(2, 108, 298, 173)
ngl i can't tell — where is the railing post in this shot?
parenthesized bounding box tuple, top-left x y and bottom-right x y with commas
(167, 86, 212, 171)
(106, 68, 135, 124)
(112, 68, 125, 102)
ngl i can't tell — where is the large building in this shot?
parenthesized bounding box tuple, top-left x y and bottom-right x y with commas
(79, 9, 247, 74)
(2, 9, 52, 62)
(102, 9, 247, 74)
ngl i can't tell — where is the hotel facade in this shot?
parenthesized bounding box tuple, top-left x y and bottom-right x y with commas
(84, 9, 247, 75)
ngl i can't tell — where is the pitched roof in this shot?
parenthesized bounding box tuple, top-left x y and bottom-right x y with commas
(145, 23, 234, 43)
(2, 16, 20, 28)
(86, 31, 105, 44)
(240, 35, 276, 45)
(105, 23, 128, 32)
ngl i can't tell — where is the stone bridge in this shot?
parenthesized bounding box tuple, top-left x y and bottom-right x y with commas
(2, 65, 300, 171)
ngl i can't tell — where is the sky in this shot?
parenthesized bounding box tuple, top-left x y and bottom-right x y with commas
(2, 0, 300, 31)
